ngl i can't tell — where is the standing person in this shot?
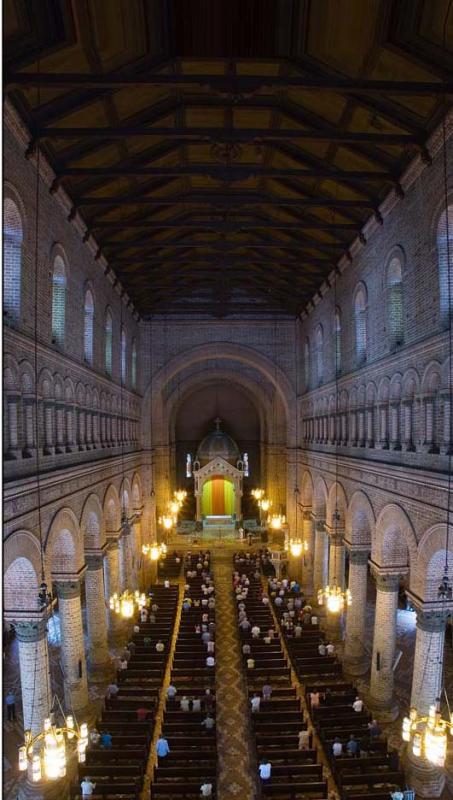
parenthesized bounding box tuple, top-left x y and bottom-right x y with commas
(200, 779, 213, 796)
(258, 758, 272, 783)
(298, 729, 310, 750)
(262, 682, 272, 701)
(80, 776, 96, 797)
(346, 734, 359, 757)
(332, 737, 343, 756)
(201, 714, 215, 731)
(5, 689, 16, 721)
(155, 734, 170, 765)
(352, 696, 363, 712)
(251, 693, 261, 713)
(101, 731, 112, 749)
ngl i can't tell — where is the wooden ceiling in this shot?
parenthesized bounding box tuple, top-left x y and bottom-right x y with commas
(5, 0, 453, 317)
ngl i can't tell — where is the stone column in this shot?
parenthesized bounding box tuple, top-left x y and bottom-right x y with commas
(65, 404, 76, 452)
(403, 399, 415, 451)
(54, 580, 88, 711)
(195, 492, 202, 522)
(22, 397, 36, 458)
(313, 519, 329, 598)
(358, 408, 365, 447)
(105, 539, 121, 596)
(343, 550, 369, 674)
(55, 402, 65, 454)
(302, 511, 315, 596)
(119, 523, 135, 591)
(423, 396, 439, 453)
(406, 609, 448, 799)
(85, 554, 109, 669)
(441, 392, 452, 455)
(350, 410, 357, 446)
(390, 402, 401, 450)
(328, 532, 345, 588)
(5, 392, 21, 459)
(43, 401, 55, 455)
(366, 405, 374, 448)
(16, 618, 52, 735)
(85, 409, 92, 449)
(377, 403, 389, 449)
(368, 571, 400, 720)
(410, 609, 447, 715)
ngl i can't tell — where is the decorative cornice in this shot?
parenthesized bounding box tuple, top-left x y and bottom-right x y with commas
(348, 549, 369, 565)
(416, 609, 449, 632)
(53, 579, 81, 599)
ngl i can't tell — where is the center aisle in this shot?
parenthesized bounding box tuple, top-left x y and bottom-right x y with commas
(212, 550, 258, 800)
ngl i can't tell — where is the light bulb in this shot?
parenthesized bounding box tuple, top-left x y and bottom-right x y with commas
(31, 753, 42, 782)
(290, 541, 303, 557)
(150, 545, 160, 561)
(326, 591, 343, 614)
(18, 746, 28, 771)
(424, 725, 447, 767)
(163, 516, 173, 530)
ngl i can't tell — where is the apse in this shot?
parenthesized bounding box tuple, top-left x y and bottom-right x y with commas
(174, 381, 260, 511)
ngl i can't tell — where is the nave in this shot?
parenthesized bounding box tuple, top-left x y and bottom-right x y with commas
(4, 544, 434, 800)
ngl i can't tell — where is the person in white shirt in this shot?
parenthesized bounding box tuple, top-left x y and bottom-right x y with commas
(200, 780, 213, 797)
(192, 697, 201, 712)
(242, 643, 251, 655)
(251, 625, 260, 638)
(156, 640, 165, 652)
(167, 684, 177, 699)
(352, 697, 363, 712)
(251, 693, 261, 713)
(259, 759, 272, 781)
(201, 714, 215, 730)
(332, 738, 343, 756)
(326, 642, 335, 655)
(81, 777, 96, 797)
(318, 642, 326, 656)
(180, 696, 190, 711)
(247, 657, 255, 669)
(164, 579, 170, 588)
(206, 655, 215, 667)
(206, 640, 215, 653)
(298, 729, 310, 750)
(274, 596, 283, 606)
(294, 624, 302, 638)
(262, 595, 269, 605)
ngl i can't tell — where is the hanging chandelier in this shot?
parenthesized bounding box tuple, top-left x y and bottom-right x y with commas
(402, 700, 453, 767)
(259, 498, 271, 512)
(174, 489, 187, 504)
(251, 488, 265, 501)
(19, 712, 89, 782)
(318, 583, 352, 614)
(289, 538, 309, 558)
(269, 512, 285, 530)
(142, 542, 167, 561)
(109, 589, 146, 618)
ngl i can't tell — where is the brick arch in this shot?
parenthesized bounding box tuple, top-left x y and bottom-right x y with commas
(103, 484, 121, 532)
(421, 360, 442, 394)
(19, 360, 35, 393)
(38, 368, 54, 399)
(4, 530, 43, 611)
(413, 523, 453, 603)
(4, 353, 19, 391)
(402, 368, 420, 399)
(372, 503, 418, 575)
(45, 507, 84, 577)
(313, 474, 328, 518)
(142, 341, 296, 449)
(301, 470, 314, 507)
(120, 476, 132, 516)
(346, 490, 375, 548)
(326, 481, 348, 527)
(80, 493, 105, 550)
(131, 473, 143, 509)
(166, 367, 272, 446)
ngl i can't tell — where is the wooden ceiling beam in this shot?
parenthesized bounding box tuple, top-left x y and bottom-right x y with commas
(35, 125, 421, 145)
(8, 72, 452, 94)
(75, 194, 377, 208)
(91, 219, 359, 231)
(57, 164, 395, 180)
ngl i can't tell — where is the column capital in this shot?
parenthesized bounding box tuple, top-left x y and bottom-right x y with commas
(314, 518, 326, 532)
(372, 570, 401, 591)
(416, 608, 449, 632)
(53, 579, 81, 599)
(106, 537, 120, 552)
(85, 552, 105, 571)
(348, 549, 369, 565)
(15, 617, 48, 642)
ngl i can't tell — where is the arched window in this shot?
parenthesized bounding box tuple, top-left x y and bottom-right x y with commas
(105, 309, 113, 376)
(334, 308, 342, 374)
(83, 289, 94, 364)
(131, 339, 137, 390)
(438, 205, 453, 324)
(315, 325, 324, 385)
(304, 338, 310, 389)
(354, 284, 367, 364)
(121, 328, 127, 384)
(3, 198, 23, 321)
(51, 255, 67, 347)
(386, 253, 404, 348)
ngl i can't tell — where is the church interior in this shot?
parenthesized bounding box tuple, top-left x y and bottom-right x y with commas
(3, 1, 453, 799)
